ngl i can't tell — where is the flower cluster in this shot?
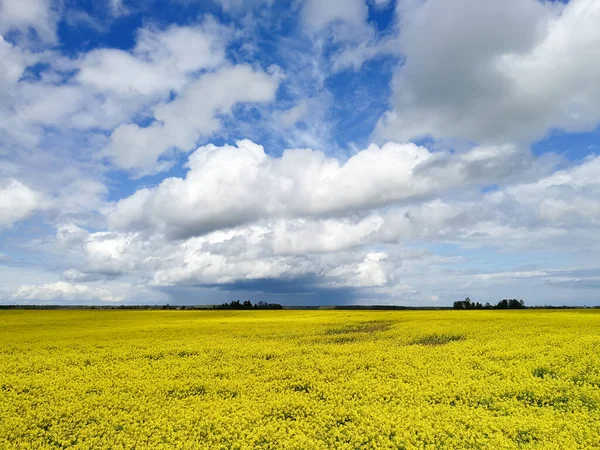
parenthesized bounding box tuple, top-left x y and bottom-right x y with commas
(1, 309, 599, 449)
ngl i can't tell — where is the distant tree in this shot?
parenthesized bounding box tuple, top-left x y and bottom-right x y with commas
(495, 299, 526, 309)
(508, 299, 521, 309)
(496, 299, 509, 309)
(454, 297, 480, 309)
(464, 297, 472, 308)
(214, 300, 283, 310)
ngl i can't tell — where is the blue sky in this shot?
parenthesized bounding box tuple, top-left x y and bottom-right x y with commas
(1, 0, 600, 306)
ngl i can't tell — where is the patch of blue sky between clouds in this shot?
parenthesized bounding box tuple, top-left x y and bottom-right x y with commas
(532, 127, 600, 162)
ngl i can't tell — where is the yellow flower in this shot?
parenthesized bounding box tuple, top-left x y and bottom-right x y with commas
(0, 309, 599, 449)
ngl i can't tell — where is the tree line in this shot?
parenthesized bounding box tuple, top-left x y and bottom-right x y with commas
(453, 297, 526, 310)
(213, 300, 283, 310)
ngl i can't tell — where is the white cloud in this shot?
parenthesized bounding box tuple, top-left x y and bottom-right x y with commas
(0, 266, 61, 299)
(13, 84, 90, 126)
(0, 20, 240, 180)
(0, 36, 36, 94)
(12, 281, 123, 302)
(269, 216, 385, 254)
(0, 264, 171, 305)
(50, 212, 410, 292)
(0, 0, 58, 44)
(60, 269, 103, 283)
(377, 0, 600, 144)
(39, 148, 600, 305)
(146, 231, 399, 290)
(78, 22, 228, 97)
(103, 64, 279, 172)
(0, 179, 39, 227)
(56, 223, 89, 247)
(302, 0, 369, 38)
(82, 232, 141, 276)
(0, 19, 275, 225)
(354, 252, 388, 287)
(107, 139, 528, 238)
(78, 49, 178, 97)
(492, 154, 600, 229)
(49, 179, 108, 222)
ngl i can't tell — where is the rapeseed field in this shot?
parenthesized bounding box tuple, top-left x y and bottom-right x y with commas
(1, 309, 599, 449)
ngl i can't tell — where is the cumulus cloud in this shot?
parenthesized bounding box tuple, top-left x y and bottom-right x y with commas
(490, 154, 600, 230)
(76, 21, 283, 173)
(56, 223, 88, 247)
(0, 18, 278, 224)
(39, 148, 585, 303)
(103, 65, 279, 172)
(147, 234, 400, 290)
(377, 0, 600, 144)
(107, 139, 529, 238)
(0, 23, 234, 178)
(48, 161, 600, 305)
(0, 179, 39, 227)
(98, 203, 452, 284)
(2, 20, 229, 140)
(50, 221, 407, 294)
(81, 232, 144, 276)
(1, 21, 230, 136)
(1, 19, 278, 177)
(77, 22, 228, 97)
(353, 252, 388, 287)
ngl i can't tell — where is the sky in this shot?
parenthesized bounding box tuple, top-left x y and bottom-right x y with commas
(1, 0, 600, 306)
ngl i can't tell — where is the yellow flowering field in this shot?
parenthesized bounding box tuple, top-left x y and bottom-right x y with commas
(1, 309, 599, 449)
